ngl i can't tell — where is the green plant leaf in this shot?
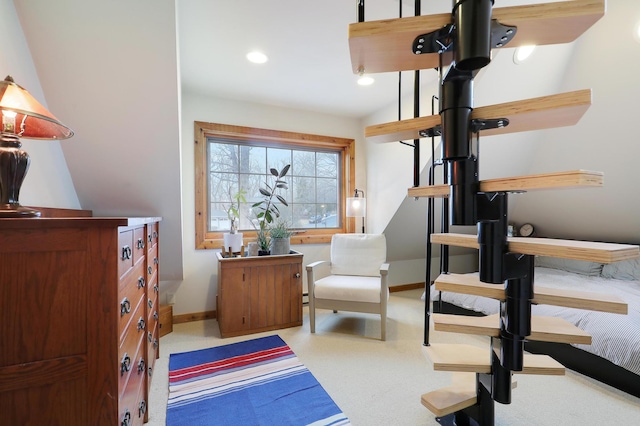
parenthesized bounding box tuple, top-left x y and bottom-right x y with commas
(279, 164, 290, 178)
(259, 188, 271, 197)
(270, 168, 279, 176)
(276, 195, 288, 206)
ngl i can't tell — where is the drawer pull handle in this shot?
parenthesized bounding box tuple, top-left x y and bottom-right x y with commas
(153, 338, 159, 349)
(154, 257, 159, 265)
(148, 298, 153, 309)
(137, 276, 146, 289)
(137, 357, 146, 373)
(121, 409, 131, 426)
(120, 298, 131, 316)
(148, 266, 153, 275)
(148, 233, 152, 243)
(153, 284, 159, 293)
(153, 231, 158, 239)
(148, 331, 153, 342)
(148, 365, 153, 377)
(138, 399, 147, 418)
(121, 353, 131, 375)
(294, 273, 301, 278)
(137, 317, 146, 331)
(121, 245, 132, 260)
(137, 238, 145, 249)
(154, 311, 159, 321)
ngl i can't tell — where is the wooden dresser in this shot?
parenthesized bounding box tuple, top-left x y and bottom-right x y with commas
(216, 251, 303, 338)
(0, 213, 161, 425)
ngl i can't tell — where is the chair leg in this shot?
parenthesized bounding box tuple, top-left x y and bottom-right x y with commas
(381, 311, 387, 341)
(310, 303, 316, 333)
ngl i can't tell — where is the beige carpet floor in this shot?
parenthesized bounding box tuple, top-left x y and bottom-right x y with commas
(147, 289, 639, 425)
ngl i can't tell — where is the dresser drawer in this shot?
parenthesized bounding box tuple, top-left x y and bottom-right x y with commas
(147, 243, 159, 279)
(147, 322, 159, 377)
(119, 263, 146, 339)
(119, 298, 146, 399)
(119, 348, 147, 426)
(147, 281, 159, 330)
(147, 222, 159, 252)
(118, 229, 134, 278)
(133, 226, 146, 267)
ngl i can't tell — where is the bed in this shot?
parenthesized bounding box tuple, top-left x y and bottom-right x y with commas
(431, 255, 640, 398)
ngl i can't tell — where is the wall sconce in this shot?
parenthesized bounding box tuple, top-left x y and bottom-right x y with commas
(346, 189, 366, 233)
(0, 75, 74, 217)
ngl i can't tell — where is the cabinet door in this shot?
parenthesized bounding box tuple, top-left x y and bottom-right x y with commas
(218, 267, 249, 336)
(248, 260, 302, 329)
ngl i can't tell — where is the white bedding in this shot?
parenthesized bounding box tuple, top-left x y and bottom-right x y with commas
(432, 267, 640, 376)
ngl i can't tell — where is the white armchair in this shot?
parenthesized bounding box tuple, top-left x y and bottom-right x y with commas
(306, 233, 389, 340)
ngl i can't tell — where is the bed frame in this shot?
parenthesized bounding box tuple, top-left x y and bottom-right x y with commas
(433, 300, 640, 399)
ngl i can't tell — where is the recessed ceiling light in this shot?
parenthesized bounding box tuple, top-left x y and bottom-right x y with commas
(513, 45, 536, 64)
(246, 51, 268, 64)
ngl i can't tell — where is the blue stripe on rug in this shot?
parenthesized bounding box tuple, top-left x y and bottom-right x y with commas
(167, 335, 350, 426)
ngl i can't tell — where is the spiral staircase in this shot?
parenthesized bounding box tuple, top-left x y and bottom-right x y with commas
(348, 1, 639, 424)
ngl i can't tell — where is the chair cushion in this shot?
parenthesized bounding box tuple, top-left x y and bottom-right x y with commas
(314, 275, 384, 303)
(330, 234, 386, 277)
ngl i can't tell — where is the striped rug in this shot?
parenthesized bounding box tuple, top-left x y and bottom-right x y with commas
(167, 335, 350, 426)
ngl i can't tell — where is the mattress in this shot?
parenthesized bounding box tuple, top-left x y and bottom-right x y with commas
(432, 267, 640, 376)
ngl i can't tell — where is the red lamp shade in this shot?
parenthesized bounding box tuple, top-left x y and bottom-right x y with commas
(0, 75, 74, 217)
(0, 75, 73, 140)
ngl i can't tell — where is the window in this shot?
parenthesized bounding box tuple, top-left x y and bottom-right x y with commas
(195, 122, 356, 249)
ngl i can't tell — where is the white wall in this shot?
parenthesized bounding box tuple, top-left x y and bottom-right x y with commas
(510, 0, 640, 243)
(175, 91, 363, 315)
(14, 0, 185, 282)
(0, 0, 80, 209)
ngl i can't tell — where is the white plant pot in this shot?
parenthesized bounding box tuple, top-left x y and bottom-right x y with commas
(223, 232, 243, 252)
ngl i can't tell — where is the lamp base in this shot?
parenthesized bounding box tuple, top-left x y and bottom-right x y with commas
(0, 203, 41, 218)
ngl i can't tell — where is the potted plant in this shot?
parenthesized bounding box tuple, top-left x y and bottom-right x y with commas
(223, 189, 246, 253)
(269, 219, 292, 255)
(255, 228, 270, 256)
(252, 164, 290, 255)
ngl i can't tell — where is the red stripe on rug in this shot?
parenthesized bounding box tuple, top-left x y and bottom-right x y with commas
(169, 345, 294, 383)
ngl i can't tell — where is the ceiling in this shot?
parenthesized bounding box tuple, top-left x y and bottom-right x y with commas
(177, 0, 453, 119)
(177, 0, 552, 119)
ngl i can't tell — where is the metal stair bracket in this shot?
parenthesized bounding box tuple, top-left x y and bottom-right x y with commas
(413, 19, 517, 57)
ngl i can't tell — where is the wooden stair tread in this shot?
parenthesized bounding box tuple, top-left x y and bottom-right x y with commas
(433, 313, 592, 345)
(434, 273, 628, 314)
(430, 233, 640, 264)
(368, 90, 591, 144)
(421, 377, 476, 417)
(421, 373, 517, 417)
(424, 343, 565, 375)
(349, 0, 605, 74)
(534, 286, 628, 314)
(408, 169, 602, 198)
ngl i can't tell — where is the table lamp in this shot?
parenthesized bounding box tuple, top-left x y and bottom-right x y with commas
(0, 75, 74, 217)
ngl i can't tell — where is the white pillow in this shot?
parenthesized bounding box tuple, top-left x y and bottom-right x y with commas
(601, 257, 640, 281)
(535, 256, 603, 276)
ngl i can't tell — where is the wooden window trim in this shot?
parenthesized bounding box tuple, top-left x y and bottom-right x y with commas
(194, 121, 356, 249)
